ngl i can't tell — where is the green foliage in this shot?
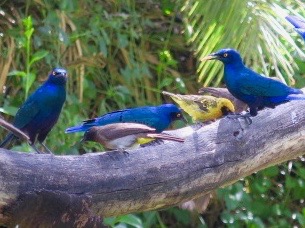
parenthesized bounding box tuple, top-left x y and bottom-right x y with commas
(8, 16, 49, 99)
(1, 0, 305, 227)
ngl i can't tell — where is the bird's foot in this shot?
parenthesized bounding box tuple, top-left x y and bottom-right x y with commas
(192, 122, 204, 130)
(227, 113, 252, 125)
(122, 150, 129, 156)
(105, 149, 129, 160)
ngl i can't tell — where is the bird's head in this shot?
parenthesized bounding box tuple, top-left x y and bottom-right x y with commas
(218, 98, 235, 115)
(48, 68, 68, 85)
(82, 127, 99, 143)
(202, 48, 243, 65)
(161, 104, 187, 123)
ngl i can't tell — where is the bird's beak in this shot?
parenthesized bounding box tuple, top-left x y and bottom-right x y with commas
(201, 54, 217, 61)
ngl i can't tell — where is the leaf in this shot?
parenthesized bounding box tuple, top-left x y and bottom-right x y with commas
(25, 73, 36, 95)
(118, 34, 128, 48)
(115, 214, 143, 228)
(22, 16, 33, 31)
(103, 217, 116, 226)
(24, 28, 34, 40)
(8, 70, 27, 77)
(263, 166, 279, 177)
(159, 77, 173, 89)
(0, 106, 18, 116)
(29, 50, 49, 66)
(285, 175, 297, 189)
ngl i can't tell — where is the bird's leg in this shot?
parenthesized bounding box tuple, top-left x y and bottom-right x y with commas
(119, 148, 130, 156)
(29, 143, 43, 154)
(39, 142, 54, 154)
(115, 148, 130, 156)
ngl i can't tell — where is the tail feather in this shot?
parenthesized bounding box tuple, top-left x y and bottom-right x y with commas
(0, 118, 30, 142)
(286, 93, 305, 100)
(290, 88, 303, 95)
(65, 124, 91, 133)
(0, 133, 15, 148)
(146, 133, 185, 142)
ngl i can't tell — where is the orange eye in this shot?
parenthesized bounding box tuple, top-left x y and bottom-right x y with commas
(223, 53, 228, 57)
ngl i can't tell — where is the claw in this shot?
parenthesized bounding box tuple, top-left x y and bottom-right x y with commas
(227, 113, 252, 125)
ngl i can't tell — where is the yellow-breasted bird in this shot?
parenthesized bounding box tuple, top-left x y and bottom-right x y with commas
(162, 91, 235, 122)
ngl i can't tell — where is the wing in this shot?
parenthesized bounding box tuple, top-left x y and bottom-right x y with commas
(13, 100, 40, 129)
(85, 106, 169, 132)
(238, 68, 291, 97)
(83, 109, 127, 124)
(163, 92, 217, 112)
(100, 123, 155, 140)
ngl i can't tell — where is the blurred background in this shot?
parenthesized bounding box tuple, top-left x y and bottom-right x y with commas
(1, 0, 305, 227)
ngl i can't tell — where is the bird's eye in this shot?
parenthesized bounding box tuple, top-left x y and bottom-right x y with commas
(176, 113, 181, 118)
(223, 53, 228, 58)
(52, 71, 56, 76)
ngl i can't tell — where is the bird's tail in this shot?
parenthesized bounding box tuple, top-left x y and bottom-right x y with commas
(0, 133, 15, 148)
(0, 118, 30, 142)
(65, 124, 91, 133)
(146, 133, 185, 142)
(286, 93, 305, 100)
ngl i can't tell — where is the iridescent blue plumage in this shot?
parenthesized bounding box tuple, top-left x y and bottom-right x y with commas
(204, 49, 305, 116)
(286, 15, 305, 40)
(0, 68, 67, 153)
(65, 104, 184, 134)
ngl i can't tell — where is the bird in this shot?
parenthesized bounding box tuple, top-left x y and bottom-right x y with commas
(65, 104, 185, 134)
(286, 15, 305, 40)
(0, 68, 68, 153)
(81, 123, 185, 151)
(162, 91, 235, 122)
(198, 87, 247, 113)
(0, 118, 30, 143)
(202, 49, 305, 117)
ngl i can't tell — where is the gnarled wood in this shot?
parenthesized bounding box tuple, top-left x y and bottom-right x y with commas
(1, 99, 305, 226)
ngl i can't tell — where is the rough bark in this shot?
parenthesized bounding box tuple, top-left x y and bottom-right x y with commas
(1, 100, 305, 227)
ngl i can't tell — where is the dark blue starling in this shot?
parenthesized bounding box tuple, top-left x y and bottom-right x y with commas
(0, 68, 67, 153)
(286, 15, 305, 40)
(65, 104, 185, 134)
(203, 49, 305, 117)
(82, 123, 185, 151)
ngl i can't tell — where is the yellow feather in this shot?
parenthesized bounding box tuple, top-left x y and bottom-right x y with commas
(136, 137, 154, 145)
(162, 91, 235, 122)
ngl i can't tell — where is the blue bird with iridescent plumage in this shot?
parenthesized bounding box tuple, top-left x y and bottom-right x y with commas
(203, 49, 305, 117)
(65, 104, 185, 134)
(0, 68, 67, 153)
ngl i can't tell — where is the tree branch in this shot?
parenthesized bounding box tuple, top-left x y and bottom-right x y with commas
(1, 100, 305, 226)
